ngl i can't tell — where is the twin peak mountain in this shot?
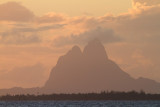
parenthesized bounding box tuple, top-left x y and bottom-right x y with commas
(1, 39, 160, 95)
(44, 39, 160, 94)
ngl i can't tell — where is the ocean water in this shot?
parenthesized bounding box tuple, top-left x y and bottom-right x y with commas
(0, 101, 160, 107)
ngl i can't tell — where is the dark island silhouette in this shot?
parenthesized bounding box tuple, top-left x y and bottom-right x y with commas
(0, 39, 160, 96)
(2, 91, 160, 101)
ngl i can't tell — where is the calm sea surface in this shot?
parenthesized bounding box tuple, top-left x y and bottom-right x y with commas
(0, 101, 160, 107)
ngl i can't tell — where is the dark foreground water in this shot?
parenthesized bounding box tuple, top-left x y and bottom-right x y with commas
(0, 101, 160, 107)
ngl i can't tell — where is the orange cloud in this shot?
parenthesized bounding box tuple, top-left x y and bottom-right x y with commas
(37, 12, 68, 24)
(0, 2, 34, 22)
(132, 0, 160, 6)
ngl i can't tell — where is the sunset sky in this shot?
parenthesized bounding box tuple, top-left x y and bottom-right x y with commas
(0, 0, 132, 16)
(0, 0, 160, 89)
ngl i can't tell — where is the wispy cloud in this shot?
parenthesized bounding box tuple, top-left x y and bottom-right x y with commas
(0, 24, 65, 45)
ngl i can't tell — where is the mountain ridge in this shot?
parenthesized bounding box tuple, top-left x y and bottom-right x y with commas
(0, 39, 160, 95)
(43, 39, 160, 94)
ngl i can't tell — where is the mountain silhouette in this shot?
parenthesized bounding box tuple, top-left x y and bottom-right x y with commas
(43, 39, 160, 94)
(1, 39, 160, 95)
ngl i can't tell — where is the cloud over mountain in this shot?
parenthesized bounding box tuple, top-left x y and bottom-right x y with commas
(53, 27, 121, 46)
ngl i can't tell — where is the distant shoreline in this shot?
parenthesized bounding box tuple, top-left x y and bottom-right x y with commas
(1, 91, 160, 101)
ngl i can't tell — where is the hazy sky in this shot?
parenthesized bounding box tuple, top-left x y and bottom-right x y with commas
(0, 0, 132, 16)
(0, 0, 160, 89)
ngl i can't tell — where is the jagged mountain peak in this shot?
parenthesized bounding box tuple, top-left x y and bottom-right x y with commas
(83, 39, 108, 61)
(65, 45, 82, 56)
(71, 45, 81, 52)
